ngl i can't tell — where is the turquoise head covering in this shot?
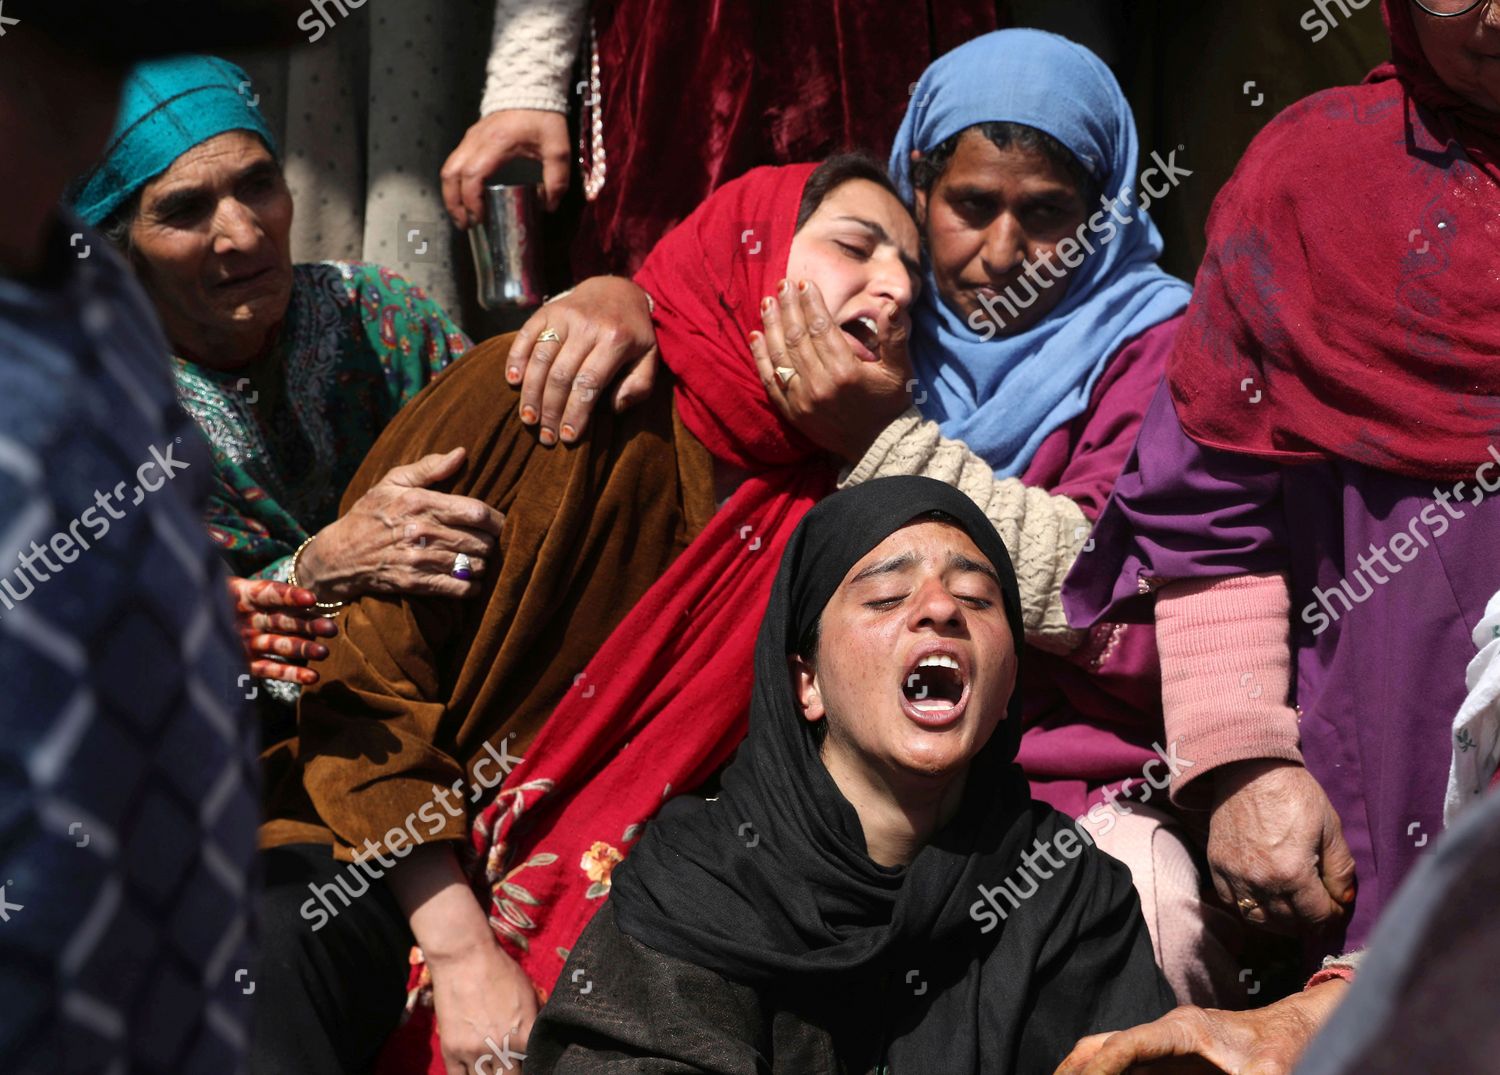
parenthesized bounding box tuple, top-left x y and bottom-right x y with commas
(72, 55, 279, 227)
(889, 29, 1191, 478)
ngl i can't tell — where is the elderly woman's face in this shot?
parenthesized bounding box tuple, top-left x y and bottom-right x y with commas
(1413, 0, 1500, 114)
(915, 129, 1089, 337)
(784, 178, 922, 359)
(792, 520, 1017, 783)
(130, 130, 294, 363)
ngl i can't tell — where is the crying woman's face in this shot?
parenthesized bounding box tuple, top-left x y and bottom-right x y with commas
(790, 519, 1017, 785)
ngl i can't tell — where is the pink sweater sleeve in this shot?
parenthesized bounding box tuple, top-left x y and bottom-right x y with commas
(1155, 571, 1303, 804)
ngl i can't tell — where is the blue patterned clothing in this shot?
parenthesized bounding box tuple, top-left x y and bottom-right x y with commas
(0, 213, 258, 1074)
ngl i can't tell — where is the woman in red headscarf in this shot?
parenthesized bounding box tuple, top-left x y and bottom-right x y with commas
(249, 155, 934, 1073)
(1063, 0, 1500, 1003)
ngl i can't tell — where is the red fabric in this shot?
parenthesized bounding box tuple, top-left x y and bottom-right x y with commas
(378, 166, 834, 1074)
(573, 0, 1011, 276)
(1167, 0, 1500, 481)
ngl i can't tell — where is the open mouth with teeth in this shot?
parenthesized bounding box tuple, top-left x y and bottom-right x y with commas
(901, 652, 969, 726)
(840, 315, 880, 358)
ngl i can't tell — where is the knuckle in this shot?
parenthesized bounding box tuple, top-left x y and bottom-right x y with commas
(548, 368, 574, 390)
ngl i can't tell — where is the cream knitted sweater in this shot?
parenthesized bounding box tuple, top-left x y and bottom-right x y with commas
(839, 408, 1089, 655)
(481, 0, 588, 116)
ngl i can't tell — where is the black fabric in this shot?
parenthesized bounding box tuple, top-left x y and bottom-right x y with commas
(248, 844, 412, 1075)
(606, 476, 1174, 1073)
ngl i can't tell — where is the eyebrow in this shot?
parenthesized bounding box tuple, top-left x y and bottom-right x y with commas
(848, 549, 1000, 586)
(944, 182, 1078, 207)
(148, 159, 279, 219)
(831, 214, 924, 280)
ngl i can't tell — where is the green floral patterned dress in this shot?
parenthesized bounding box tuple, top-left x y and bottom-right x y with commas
(172, 261, 470, 582)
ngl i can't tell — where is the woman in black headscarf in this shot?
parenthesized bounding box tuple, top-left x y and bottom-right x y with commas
(525, 476, 1173, 1074)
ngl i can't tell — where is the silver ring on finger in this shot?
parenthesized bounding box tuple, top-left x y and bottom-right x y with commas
(451, 553, 474, 581)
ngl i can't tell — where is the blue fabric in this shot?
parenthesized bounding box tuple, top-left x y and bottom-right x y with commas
(72, 55, 278, 227)
(0, 213, 258, 1071)
(889, 29, 1191, 478)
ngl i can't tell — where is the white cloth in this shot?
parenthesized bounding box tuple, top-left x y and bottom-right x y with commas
(481, 0, 587, 116)
(1444, 588, 1500, 826)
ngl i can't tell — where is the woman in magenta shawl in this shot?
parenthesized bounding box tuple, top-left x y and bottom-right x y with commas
(1065, 0, 1500, 970)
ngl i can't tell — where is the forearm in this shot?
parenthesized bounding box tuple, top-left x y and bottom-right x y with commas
(387, 842, 495, 962)
(481, 0, 588, 115)
(839, 408, 1088, 654)
(1155, 571, 1304, 804)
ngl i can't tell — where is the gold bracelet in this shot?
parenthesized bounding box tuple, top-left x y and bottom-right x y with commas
(288, 534, 346, 613)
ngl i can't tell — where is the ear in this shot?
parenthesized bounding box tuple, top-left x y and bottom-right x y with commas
(787, 653, 825, 724)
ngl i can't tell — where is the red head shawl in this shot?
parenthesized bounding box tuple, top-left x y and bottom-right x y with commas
(379, 164, 836, 1074)
(1167, 0, 1500, 480)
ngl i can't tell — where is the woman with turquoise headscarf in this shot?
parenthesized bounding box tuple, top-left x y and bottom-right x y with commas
(507, 29, 1231, 1004)
(71, 55, 504, 702)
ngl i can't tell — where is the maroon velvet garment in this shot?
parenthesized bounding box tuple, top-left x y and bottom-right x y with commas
(1016, 316, 1182, 820)
(573, 0, 1012, 276)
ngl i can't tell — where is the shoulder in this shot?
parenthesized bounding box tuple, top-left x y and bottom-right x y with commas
(1076, 314, 1181, 425)
(314, 260, 443, 312)
(1214, 82, 1403, 221)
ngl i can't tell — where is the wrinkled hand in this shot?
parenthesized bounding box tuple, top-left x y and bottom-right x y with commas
(226, 577, 338, 685)
(430, 941, 538, 1075)
(750, 277, 915, 463)
(1053, 979, 1348, 1074)
(297, 448, 505, 602)
(1208, 760, 1357, 934)
(507, 276, 659, 446)
(442, 109, 570, 227)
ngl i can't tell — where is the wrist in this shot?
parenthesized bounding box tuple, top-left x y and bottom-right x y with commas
(1211, 757, 1302, 808)
(290, 530, 348, 608)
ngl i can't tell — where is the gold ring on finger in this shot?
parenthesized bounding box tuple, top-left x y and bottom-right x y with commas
(775, 365, 797, 387)
(536, 328, 561, 344)
(1236, 896, 1260, 914)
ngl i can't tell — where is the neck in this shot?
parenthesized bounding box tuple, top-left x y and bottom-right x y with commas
(822, 742, 967, 867)
(173, 321, 280, 370)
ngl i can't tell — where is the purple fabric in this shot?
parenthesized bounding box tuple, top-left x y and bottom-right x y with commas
(1014, 316, 1181, 819)
(1064, 381, 1496, 954)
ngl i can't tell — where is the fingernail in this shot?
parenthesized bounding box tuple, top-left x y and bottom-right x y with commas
(520, 406, 537, 424)
(311, 645, 329, 659)
(539, 427, 557, 446)
(507, 366, 521, 383)
(778, 279, 791, 295)
(797, 280, 808, 293)
(560, 423, 576, 442)
(748, 331, 762, 344)
(761, 296, 774, 313)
